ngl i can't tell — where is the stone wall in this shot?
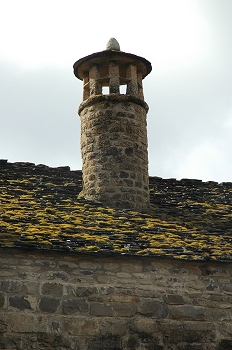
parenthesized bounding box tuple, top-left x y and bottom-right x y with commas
(79, 94, 150, 209)
(1, 248, 232, 350)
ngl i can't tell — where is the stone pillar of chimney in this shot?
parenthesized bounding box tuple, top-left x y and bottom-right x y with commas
(73, 38, 152, 209)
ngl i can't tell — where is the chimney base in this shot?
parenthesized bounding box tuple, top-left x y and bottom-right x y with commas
(79, 94, 150, 210)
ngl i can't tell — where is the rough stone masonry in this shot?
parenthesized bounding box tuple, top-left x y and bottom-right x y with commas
(1, 249, 232, 349)
(73, 39, 152, 209)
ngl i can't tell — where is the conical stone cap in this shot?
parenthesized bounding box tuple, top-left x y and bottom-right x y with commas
(106, 38, 120, 51)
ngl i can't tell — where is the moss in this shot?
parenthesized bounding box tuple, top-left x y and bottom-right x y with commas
(1, 162, 232, 261)
(76, 246, 100, 252)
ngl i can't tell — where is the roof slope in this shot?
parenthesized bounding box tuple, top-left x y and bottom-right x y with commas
(0, 160, 232, 261)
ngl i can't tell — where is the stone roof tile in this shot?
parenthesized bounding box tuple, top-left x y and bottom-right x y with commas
(0, 160, 232, 261)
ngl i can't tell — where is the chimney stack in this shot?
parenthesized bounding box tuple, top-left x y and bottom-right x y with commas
(73, 39, 152, 209)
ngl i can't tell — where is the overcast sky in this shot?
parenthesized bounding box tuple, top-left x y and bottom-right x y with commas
(0, 0, 232, 183)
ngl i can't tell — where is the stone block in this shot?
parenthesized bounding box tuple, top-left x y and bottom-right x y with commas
(222, 283, 232, 292)
(0, 280, 22, 292)
(133, 287, 160, 298)
(0, 270, 15, 277)
(98, 286, 115, 295)
(73, 286, 97, 297)
(81, 319, 99, 335)
(9, 295, 32, 310)
(100, 320, 127, 336)
(43, 270, 70, 281)
(170, 305, 206, 320)
(200, 266, 229, 276)
(163, 322, 215, 343)
(131, 318, 156, 334)
(116, 272, 132, 279)
(133, 273, 152, 285)
(35, 259, 56, 268)
(218, 339, 232, 350)
(80, 270, 93, 275)
(36, 332, 79, 350)
(87, 334, 121, 350)
(8, 314, 48, 333)
(39, 296, 60, 313)
(218, 322, 232, 337)
(58, 261, 79, 269)
(0, 334, 22, 350)
(177, 345, 207, 350)
(163, 294, 185, 305)
(96, 274, 111, 284)
(41, 282, 63, 296)
(50, 321, 60, 331)
(63, 318, 99, 336)
(124, 333, 163, 350)
(18, 271, 41, 280)
(62, 318, 81, 335)
(62, 298, 88, 314)
(206, 283, 219, 291)
(0, 293, 5, 308)
(113, 302, 137, 317)
(138, 300, 169, 318)
(108, 294, 140, 303)
(53, 271, 70, 281)
(0, 319, 7, 333)
(90, 303, 113, 316)
(208, 308, 231, 321)
(103, 262, 120, 271)
(23, 281, 38, 294)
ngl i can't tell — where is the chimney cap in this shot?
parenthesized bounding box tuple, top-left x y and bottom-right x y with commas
(73, 43, 152, 81)
(106, 38, 120, 51)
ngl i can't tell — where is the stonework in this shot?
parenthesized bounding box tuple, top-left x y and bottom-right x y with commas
(1, 248, 232, 349)
(79, 95, 150, 209)
(73, 40, 152, 209)
(106, 38, 120, 51)
(2, 40, 232, 350)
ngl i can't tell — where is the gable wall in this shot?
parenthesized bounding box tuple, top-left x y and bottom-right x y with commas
(0, 248, 232, 350)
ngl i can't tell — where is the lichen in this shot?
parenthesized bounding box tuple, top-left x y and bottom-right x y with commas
(0, 161, 232, 261)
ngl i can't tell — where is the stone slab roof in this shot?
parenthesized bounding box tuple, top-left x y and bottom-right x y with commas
(0, 160, 232, 261)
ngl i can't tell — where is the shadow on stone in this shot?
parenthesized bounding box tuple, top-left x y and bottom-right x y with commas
(87, 334, 121, 350)
(218, 339, 232, 350)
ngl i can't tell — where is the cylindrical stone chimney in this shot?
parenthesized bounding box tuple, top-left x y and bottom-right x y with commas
(73, 38, 152, 209)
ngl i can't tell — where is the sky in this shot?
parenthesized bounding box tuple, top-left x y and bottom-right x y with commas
(0, 0, 232, 183)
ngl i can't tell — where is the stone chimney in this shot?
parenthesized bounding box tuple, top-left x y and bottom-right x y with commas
(73, 38, 152, 209)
